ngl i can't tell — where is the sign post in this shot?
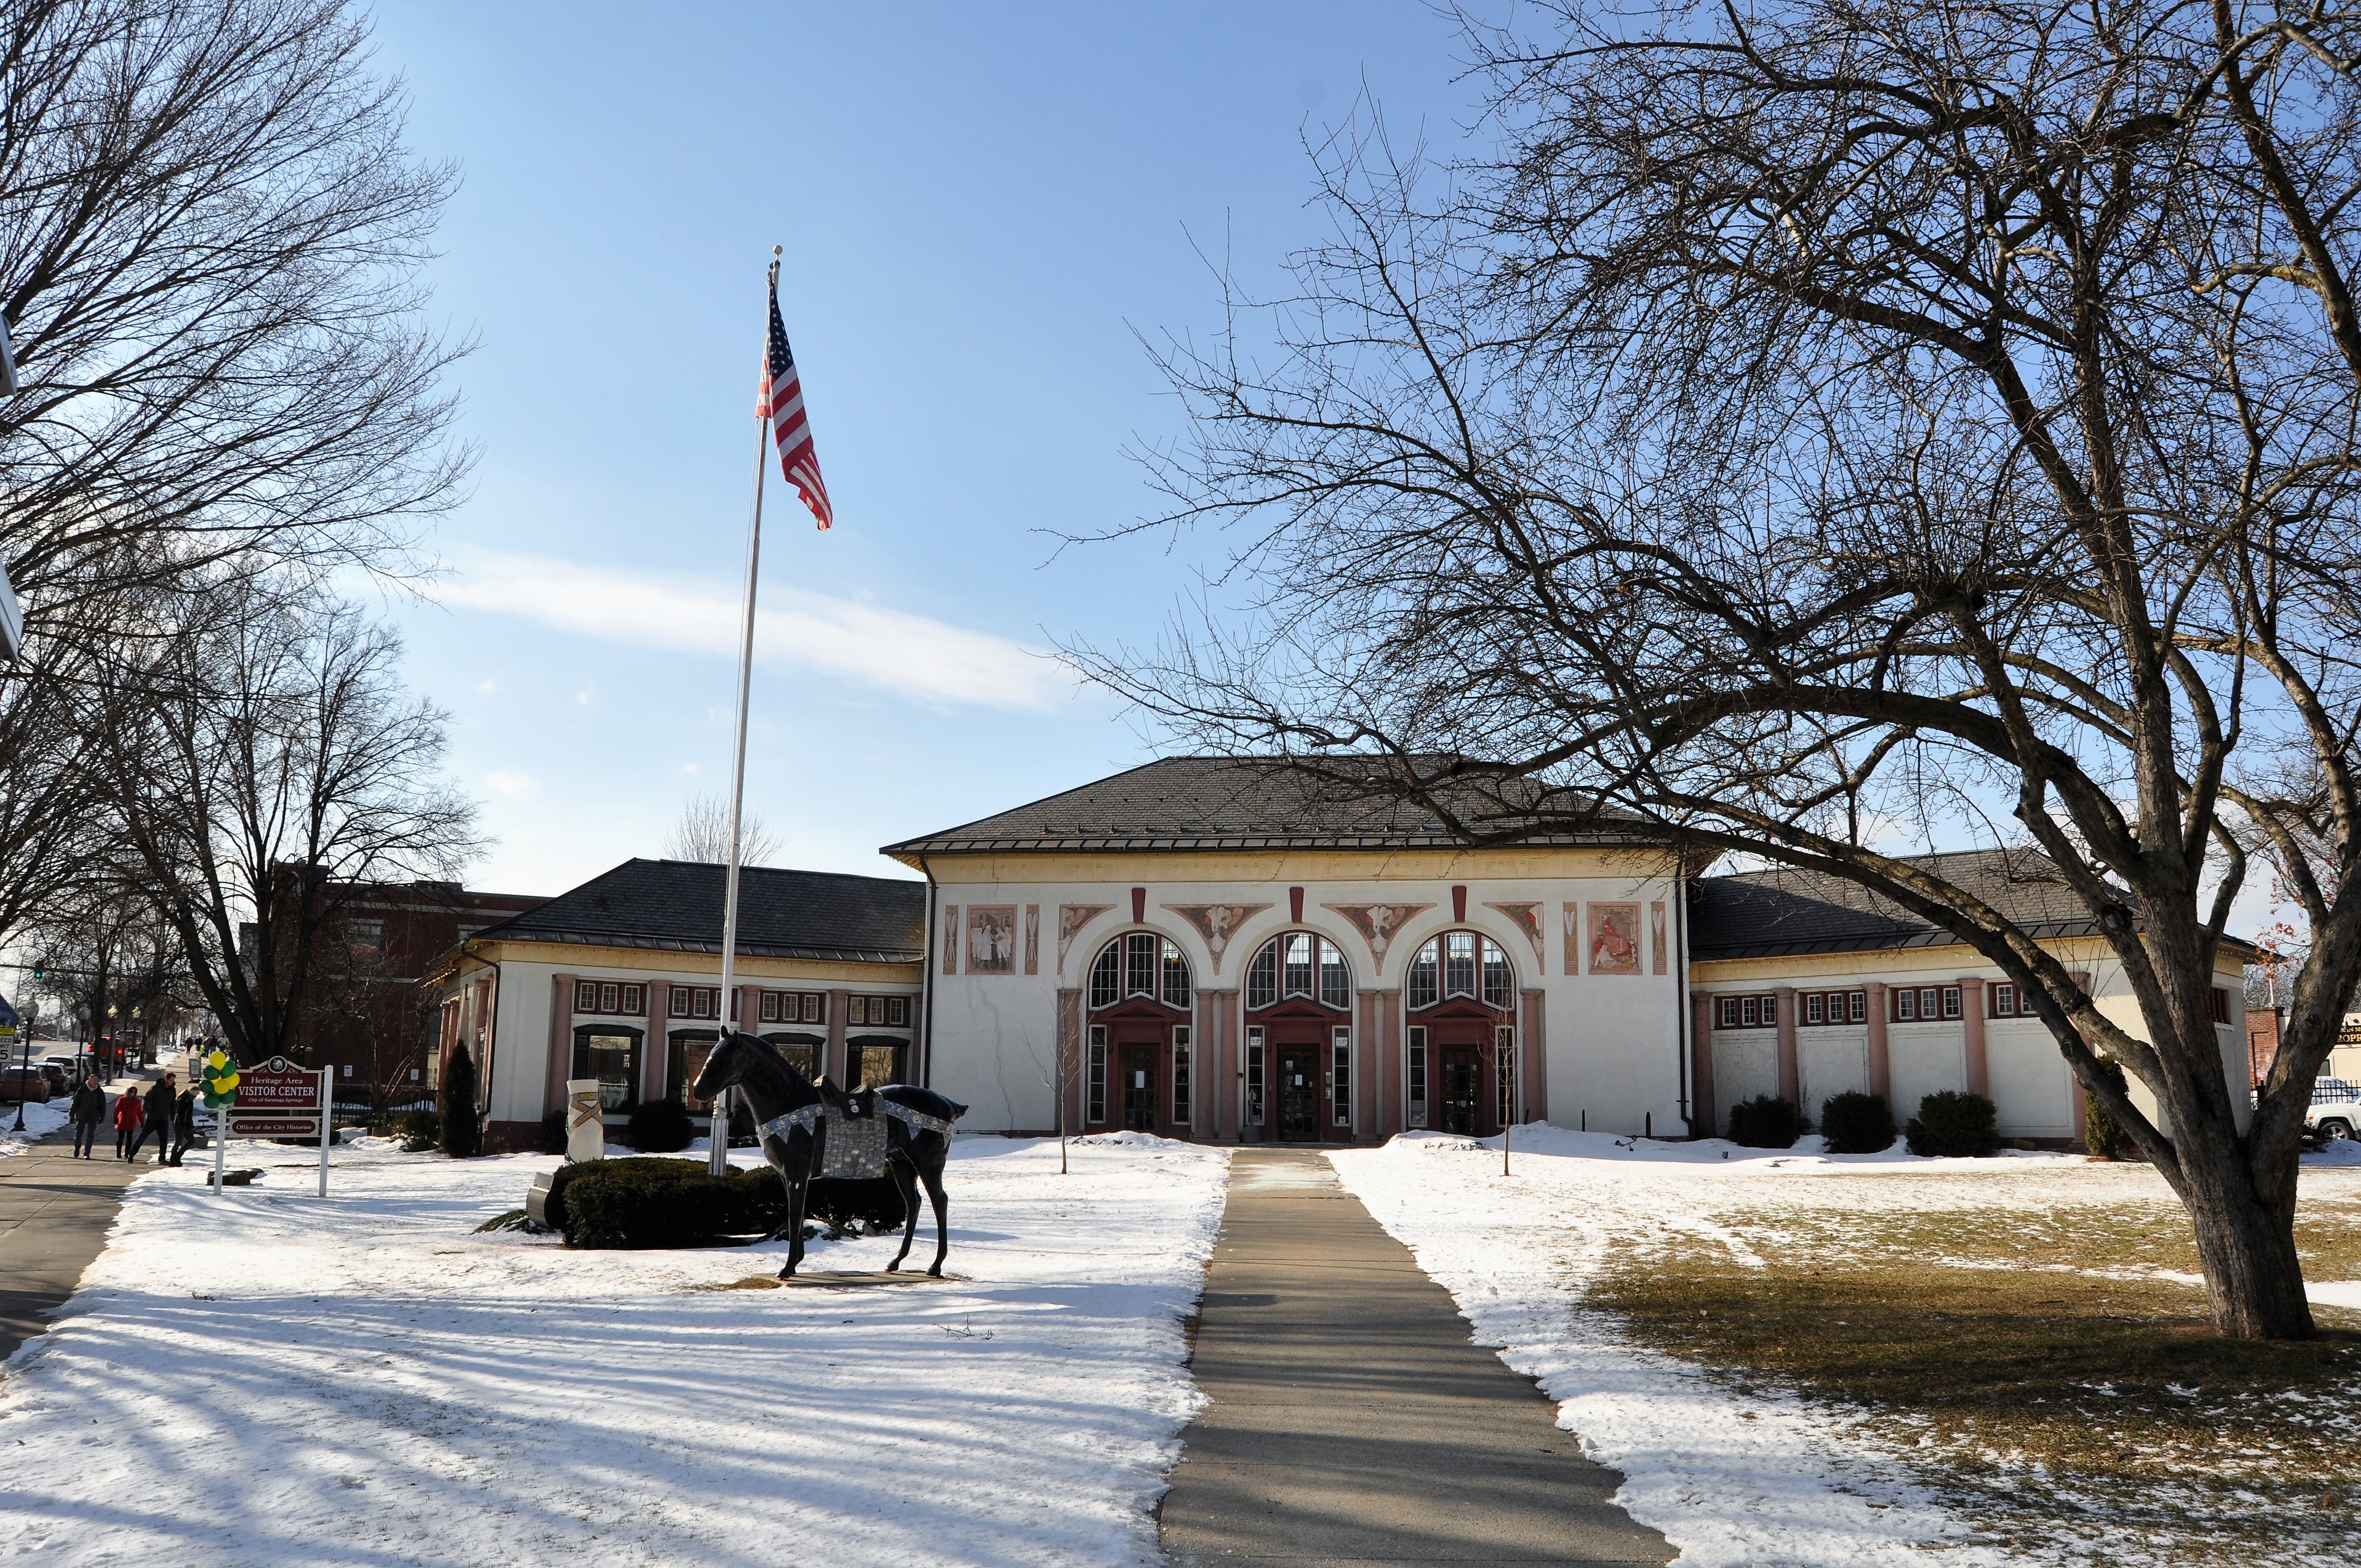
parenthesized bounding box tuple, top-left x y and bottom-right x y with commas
(227, 1056, 330, 1197)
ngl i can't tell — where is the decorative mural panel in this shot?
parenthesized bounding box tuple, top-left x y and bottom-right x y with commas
(1163, 903, 1271, 974)
(942, 905, 959, 974)
(1562, 902, 1581, 976)
(1484, 901, 1545, 960)
(1588, 901, 1643, 976)
(1023, 905, 1041, 975)
(1651, 900, 1668, 975)
(966, 905, 1019, 974)
(1324, 903, 1433, 967)
(1056, 905, 1114, 971)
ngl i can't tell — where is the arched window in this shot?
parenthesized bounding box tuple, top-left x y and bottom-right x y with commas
(1244, 932, 1352, 1010)
(1089, 932, 1192, 1010)
(1406, 930, 1515, 1010)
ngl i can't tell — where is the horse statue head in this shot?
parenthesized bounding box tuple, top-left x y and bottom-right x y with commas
(690, 1028, 819, 1119)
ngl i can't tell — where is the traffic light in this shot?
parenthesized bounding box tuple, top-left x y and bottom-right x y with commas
(28, 961, 40, 980)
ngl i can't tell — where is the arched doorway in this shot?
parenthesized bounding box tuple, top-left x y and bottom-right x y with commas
(1403, 930, 1517, 1136)
(1084, 931, 1194, 1135)
(1243, 930, 1354, 1142)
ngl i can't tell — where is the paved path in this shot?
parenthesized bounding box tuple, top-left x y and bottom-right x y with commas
(0, 1081, 159, 1365)
(1161, 1149, 1670, 1567)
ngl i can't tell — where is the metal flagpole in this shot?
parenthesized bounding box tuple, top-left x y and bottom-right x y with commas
(710, 251, 779, 1178)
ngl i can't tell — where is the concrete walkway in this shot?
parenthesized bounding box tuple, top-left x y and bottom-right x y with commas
(1161, 1148, 1669, 1567)
(0, 1086, 157, 1365)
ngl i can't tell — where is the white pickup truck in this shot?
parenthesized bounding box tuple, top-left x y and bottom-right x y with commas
(2309, 1077, 2360, 1144)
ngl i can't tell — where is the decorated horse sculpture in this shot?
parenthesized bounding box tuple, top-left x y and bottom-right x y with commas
(690, 1030, 967, 1278)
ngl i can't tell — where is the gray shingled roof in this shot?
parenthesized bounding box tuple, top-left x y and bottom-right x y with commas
(460, 859, 926, 963)
(1689, 848, 2240, 959)
(880, 756, 1662, 857)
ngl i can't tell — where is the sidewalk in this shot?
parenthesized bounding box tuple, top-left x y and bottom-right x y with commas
(0, 1079, 167, 1365)
(1160, 1148, 1671, 1567)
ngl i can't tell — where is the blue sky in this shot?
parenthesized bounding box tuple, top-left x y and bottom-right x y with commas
(364, 1, 1475, 897)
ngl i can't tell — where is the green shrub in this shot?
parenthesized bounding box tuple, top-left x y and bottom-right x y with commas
(1819, 1091, 1897, 1154)
(2083, 1058, 2131, 1159)
(536, 1108, 568, 1156)
(621, 1097, 694, 1153)
(1906, 1090, 2001, 1157)
(440, 1044, 482, 1158)
(1727, 1094, 1808, 1148)
(561, 1157, 787, 1249)
(397, 1107, 439, 1153)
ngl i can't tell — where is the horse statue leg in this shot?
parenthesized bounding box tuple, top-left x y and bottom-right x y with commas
(883, 1155, 921, 1272)
(918, 1135, 952, 1277)
(773, 1128, 814, 1280)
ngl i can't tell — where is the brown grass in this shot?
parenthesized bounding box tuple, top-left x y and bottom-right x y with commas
(1591, 1195, 2361, 1564)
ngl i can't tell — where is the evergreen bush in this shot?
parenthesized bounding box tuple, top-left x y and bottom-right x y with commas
(1906, 1090, 2001, 1157)
(2083, 1058, 2131, 1159)
(1819, 1091, 1897, 1154)
(536, 1108, 567, 1156)
(1727, 1094, 1808, 1148)
(397, 1107, 439, 1152)
(439, 1044, 482, 1158)
(622, 1097, 694, 1153)
(560, 1157, 787, 1249)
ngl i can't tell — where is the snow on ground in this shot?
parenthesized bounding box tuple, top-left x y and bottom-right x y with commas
(1329, 1125, 2361, 1568)
(0, 1131, 1227, 1566)
(0, 1098, 67, 1157)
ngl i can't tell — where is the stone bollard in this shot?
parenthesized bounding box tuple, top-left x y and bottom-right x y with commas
(565, 1078, 605, 1164)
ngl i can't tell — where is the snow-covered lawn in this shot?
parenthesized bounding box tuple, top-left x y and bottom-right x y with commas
(1331, 1126, 2361, 1568)
(0, 1098, 67, 1157)
(0, 1131, 1226, 1566)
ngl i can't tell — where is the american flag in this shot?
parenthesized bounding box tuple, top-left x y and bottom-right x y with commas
(760, 270, 832, 530)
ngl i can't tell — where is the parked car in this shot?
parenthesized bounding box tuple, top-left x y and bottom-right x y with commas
(0, 1068, 52, 1103)
(2309, 1077, 2361, 1142)
(34, 1062, 68, 1095)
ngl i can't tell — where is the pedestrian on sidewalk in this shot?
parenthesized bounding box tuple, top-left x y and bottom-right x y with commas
(68, 1074, 105, 1159)
(112, 1086, 144, 1160)
(133, 1074, 176, 1163)
(168, 1085, 195, 1166)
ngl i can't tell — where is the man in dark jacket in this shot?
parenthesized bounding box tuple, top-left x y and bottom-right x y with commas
(133, 1074, 176, 1163)
(68, 1074, 105, 1159)
(167, 1086, 197, 1166)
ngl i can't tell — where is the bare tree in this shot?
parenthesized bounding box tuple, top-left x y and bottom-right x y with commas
(97, 573, 482, 1066)
(1094, 1, 2361, 1338)
(666, 794, 780, 867)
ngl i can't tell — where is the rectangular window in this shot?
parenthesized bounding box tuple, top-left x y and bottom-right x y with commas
(1332, 1027, 1352, 1128)
(1172, 1026, 1192, 1125)
(1245, 1025, 1265, 1128)
(576, 980, 597, 1012)
(1087, 1025, 1108, 1124)
(1805, 993, 1824, 1025)
(888, 996, 909, 1026)
(1717, 997, 1736, 1028)
(622, 984, 643, 1015)
(670, 988, 689, 1019)
(600, 982, 621, 1014)
(760, 992, 779, 1022)
(1896, 988, 1917, 1021)
(347, 918, 383, 962)
(1941, 987, 1962, 1020)
(1849, 990, 1867, 1023)
(2212, 987, 2231, 1025)
(801, 993, 820, 1023)
(1742, 995, 1760, 1027)
(1993, 983, 2016, 1017)
(850, 997, 868, 1026)
(1921, 988, 1940, 1021)
(1407, 1025, 1427, 1124)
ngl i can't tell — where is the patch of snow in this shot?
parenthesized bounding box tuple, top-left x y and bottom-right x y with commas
(0, 1098, 68, 1157)
(0, 1133, 1228, 1566)
(2303, 1136, 2361, 1168)
(1329, 1125, 2358, 1567)
(2309, 1280, 2361, 1312)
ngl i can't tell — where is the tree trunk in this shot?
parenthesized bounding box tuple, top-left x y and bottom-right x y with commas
(2177, 1134, 2314, 1340)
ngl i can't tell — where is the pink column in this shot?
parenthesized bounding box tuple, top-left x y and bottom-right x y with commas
(545, 974, 573, 1117)
(1865, 982, 1891, 1104)
(1961, 977, 1988, 1097)
(1691, 992, 1717, 1137)
(1775, 986, 1799, 1106)
(1359, 989, 1380, 1141)
(1520, 988, 1547, 1124)
(825, 988, 850, 1084)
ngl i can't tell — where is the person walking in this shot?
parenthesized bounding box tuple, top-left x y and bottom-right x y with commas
(133, 1074, 176, 1163)
(112, 1085, 144, 1160)
(168, 1084, 196, 1167)
(68, 1073, 105, 1159)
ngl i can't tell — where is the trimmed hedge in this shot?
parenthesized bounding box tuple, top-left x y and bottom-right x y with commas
(536, 1108, 567, 1156)
(561, 1158, 786, 1249)
(1819, 1091, 1896, 1154)
(1727, 1094, 1808, 1149)
(1906, 1090, 2001, 1157)
(2083, 1058, 2131, 1159)
(622, 1097, 694, 1153)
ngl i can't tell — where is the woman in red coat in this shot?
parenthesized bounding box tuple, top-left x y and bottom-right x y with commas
(112, 1086, 144, 1161)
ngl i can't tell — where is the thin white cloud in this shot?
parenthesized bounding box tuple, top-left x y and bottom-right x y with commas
(486, 771, 539, 799)
(439, 549, 1068, 710)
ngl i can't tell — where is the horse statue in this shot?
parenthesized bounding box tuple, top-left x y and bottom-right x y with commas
(690, 1030, 968, 1278)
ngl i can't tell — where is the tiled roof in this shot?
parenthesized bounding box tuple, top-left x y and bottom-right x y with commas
(1689, 848, 2249, 960)
(881, 756, 1663, 857)
(458, 859, 926, 964)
